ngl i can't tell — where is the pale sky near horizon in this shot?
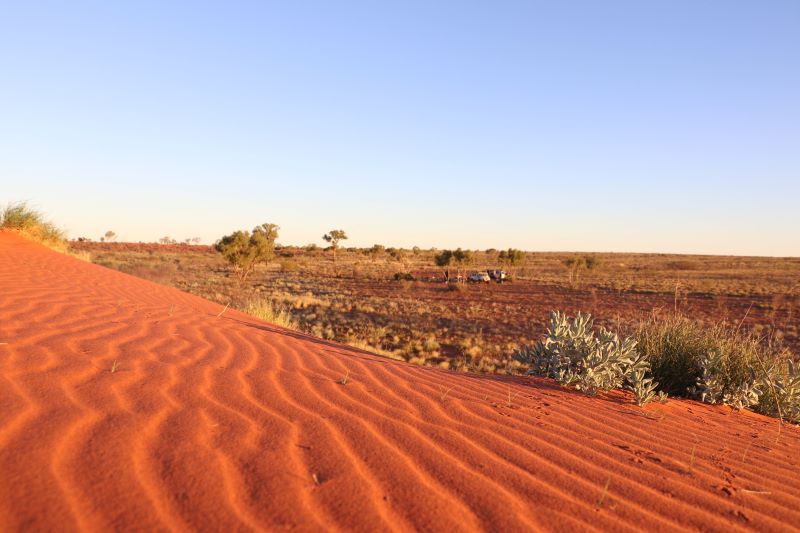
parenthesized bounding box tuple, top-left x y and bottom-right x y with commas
(1, 1, 799, 256)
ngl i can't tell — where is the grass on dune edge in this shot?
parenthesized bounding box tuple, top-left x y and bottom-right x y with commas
(240, 297, 404, 360)
(1, 201, 90, 261)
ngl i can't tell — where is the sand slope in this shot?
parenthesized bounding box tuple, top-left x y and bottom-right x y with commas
(1, 232, 798, 532)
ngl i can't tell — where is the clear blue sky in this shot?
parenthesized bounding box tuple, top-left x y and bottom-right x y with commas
(2, 1, 798, 255)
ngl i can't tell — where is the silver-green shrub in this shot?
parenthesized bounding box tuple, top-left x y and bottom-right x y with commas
(514, 311, 644, 397)
(626, 353, 660, 406)
(692, 349, 763, 410)
(756, 359, 800, 424)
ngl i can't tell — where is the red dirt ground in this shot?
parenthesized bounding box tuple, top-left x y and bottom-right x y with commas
(1, 231, 799, 531)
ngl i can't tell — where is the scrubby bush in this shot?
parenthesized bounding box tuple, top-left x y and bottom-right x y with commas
(393, 272, 416, 281)
(1, 202, 65, 247)
(386, 247, 403, 261)
(630, 313, 797, 419)
(499, 248, 524, 267)
(633, 315, 761, 397)
(435, 248, 473, 278)
(514, 311, 646, 397)
(561, 255, 601, 283)
(215, 223, 280, 281)
(434, 249, 453, 271)
(584, 255, 601, 270)
(563, 256, 585, 283)
(453, 248, 473, 267)
(369, 244, 385, 260)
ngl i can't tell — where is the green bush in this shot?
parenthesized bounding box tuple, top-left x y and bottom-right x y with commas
(215, 223, 279, 281)
(499, 248, 524, 266)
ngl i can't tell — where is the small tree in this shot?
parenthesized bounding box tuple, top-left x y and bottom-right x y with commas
(104, 230, 116, 242)
(216, 223, 280, 281)
(322, 229, 348, 262)
(434, 250, 454, 280)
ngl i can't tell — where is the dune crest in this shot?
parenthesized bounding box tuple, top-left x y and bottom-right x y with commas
(1, 231, 798, 531)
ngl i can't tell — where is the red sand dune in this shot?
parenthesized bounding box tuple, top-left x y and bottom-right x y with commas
(1, 231, 799, 532)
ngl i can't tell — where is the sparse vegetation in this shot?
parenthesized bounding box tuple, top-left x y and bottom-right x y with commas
(563, 256, 586, 284)
(74, 241, 799, 405)
(499, 248, 524, 277)
(243, 298, 298, 330)
(596, 478, 611, 510)
(633, 314, 767, 397)
(1, 202, 65, 247)
(757, 358, 800, 423)
(514, 310, 798, 421)
(563, 254, 601, 284)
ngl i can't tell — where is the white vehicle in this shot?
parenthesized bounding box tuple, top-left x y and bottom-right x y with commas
(468, 271, 491, 283)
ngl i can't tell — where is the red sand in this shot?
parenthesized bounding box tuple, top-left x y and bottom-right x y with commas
(1, 232, 799, 532)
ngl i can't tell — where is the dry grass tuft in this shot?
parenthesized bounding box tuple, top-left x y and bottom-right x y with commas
(1, 202, 66, 250)
(244, 299, 297, 330)
(633, 313, 769, 396)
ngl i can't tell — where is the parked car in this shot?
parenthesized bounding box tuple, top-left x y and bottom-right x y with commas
(488, 269, 507, 282)
(468, 271, 491, 283)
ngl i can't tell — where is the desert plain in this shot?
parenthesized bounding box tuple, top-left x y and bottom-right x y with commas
(1, 231, 799, 531)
